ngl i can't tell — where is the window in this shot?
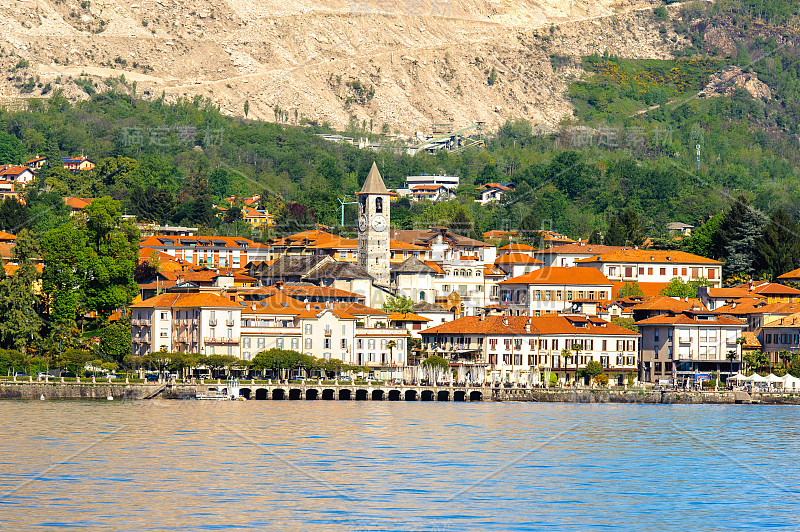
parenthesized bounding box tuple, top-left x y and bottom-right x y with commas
(681, 268, 687, 276)
(541, 339, 548, 350)
(276, 338, 284, 349)
(552, 339, 558, 350)
(161, 311, 168, 320)
(291, 338, 299, 350)
(227, 328, 233, 339)
(341, 338, 347, 349)
(381, 339, 387, 349)
(160, 328, 168, 338)
(376, 197, 383, 213)
(638, 267, 644, 275)
(673, 268, 678, 276)
(209, 328, 215, 339)
(708, 269, 716, 280)
(368, 339, 375, 349)
(324, 338, 331, 349)
(357, 339, 363, 349)
(304, 324, 312, 334)
(243, 338, 251, 348)
(419, 291, 425, 301)
(305, 338, 312, 349)
(660, 268, 666, 276)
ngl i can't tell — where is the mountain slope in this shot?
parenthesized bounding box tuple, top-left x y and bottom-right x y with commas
(0, 0, 681, 133)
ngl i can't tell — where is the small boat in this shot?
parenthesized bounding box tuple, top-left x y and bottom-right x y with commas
(107, 395, 113, 401)
(40, 394, 45, 401)
(196, 379, 246, 401)
(196, 390, 230, 400)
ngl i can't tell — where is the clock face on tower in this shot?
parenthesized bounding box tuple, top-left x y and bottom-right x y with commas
(358, 215, 368, 232)
(372, 215, 387, 232)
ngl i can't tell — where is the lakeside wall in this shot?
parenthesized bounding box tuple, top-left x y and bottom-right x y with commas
(3, 382, 800, 404)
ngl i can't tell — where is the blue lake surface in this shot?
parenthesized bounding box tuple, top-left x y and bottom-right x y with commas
(1, 400, 798, 531)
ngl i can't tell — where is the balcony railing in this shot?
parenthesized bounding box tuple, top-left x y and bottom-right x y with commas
(204, 337, 239, 344)
(132, 319, 151, 326)
(133, 336, 151, 343)
(226, 320, 235, 326)
(209, 319, 217, 327)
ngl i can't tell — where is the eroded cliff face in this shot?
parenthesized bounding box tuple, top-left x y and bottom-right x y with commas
(0, 0, 683, 132)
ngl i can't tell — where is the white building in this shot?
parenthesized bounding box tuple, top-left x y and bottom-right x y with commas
(131, 293, 243, 357)
(576, 249, 724, 287)
(405, 174, 460, 191)
(131, 292, 410, 375)
(420, 314, 640, 384)
(535, 243, 629, 268)
(498, 267, 614, 316)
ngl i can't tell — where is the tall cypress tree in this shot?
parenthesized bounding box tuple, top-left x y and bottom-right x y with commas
(753, 208, 800, 280)
(718, 194, 767, 277)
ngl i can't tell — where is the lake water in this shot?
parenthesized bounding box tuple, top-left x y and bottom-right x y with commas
(1, 400, 799, 531)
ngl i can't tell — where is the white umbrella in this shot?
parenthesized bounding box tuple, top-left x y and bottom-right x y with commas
(748, 373, 768, 383)
(730, 373, 749, 382)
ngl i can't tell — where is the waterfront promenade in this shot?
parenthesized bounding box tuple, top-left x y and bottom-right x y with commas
(4, 378, 800, 404)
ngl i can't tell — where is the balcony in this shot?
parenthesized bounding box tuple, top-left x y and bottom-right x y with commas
(678, 337, 690, 344)
(133, 336, 151, 344)
(209, 319, 217, 327)
(204, 337, 239, 344)
(226, 319, 235, 326)
(172, 319, 180, 325)
(132, 319, 151, 326)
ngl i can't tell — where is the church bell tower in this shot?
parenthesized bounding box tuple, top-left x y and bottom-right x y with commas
(357, 162, 391, 287)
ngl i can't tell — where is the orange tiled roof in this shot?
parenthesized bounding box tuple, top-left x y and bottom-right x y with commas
(483, 266, 506, 276)
(741, 331, 761, 349)
(750, 282, 800, 296)
(388, 312, 430, 322)
(576, 249, 722, 265)
(535, 244, 629, 255)
(498, 242, 534, 252)
(635, 313, 745, 326)
(494, 252, 543, 265)
(421, 314, 638, 336)
(777, 268, 800, 280)
(64, 197, 95, 210)
(762, 312, 800, 328)
(631, 296, 706, 312)
(499, 266, 611, 286)
(131, 292, 242, 309)
(483, 230, 518, 239)
(0, 230, 16, 241)
(706, 287, 752, 299)
(424, 261, 445, 274)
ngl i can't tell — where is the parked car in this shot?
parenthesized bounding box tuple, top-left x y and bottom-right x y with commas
(145, 374, 160, 382)
(14, 372, 29, 377)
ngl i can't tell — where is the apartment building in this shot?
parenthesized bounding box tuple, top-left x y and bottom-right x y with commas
(139, 235, 270, 268)
(498, 267, 613, 316)
(576, 249, 724, 287)
(420, 314, 640, 384)
(131, 291, 409, 372)
(636, 310, 746, 384)
(130, 293, 243, 357)
(759, 312, 800, 367)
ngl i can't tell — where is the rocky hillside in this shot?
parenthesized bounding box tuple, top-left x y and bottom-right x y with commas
(0, 0, 684, 133)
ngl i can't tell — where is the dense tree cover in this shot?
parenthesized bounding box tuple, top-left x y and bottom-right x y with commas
(658, 277, 712, 298)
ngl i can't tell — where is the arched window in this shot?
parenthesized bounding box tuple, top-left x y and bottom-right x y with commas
(461, 269, 467, 277)
(360, 197, 366, 214)
(419, 291, 426, 301)
(467, 270, 472, 277)
(375, 197, 383, 213)
(476, 270, 481, 277)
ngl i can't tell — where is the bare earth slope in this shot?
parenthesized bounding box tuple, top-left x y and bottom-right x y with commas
(0, 0, 682, 132)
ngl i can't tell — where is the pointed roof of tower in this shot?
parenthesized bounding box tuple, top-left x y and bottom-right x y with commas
(357, 162, 394, 195)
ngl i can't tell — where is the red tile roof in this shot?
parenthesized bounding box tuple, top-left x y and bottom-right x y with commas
(499, 266, 611, 286)
(635, 313, 745, 326)
(535, 243, 629, 255)
(498, 243, 534, 252)
(131, 292, 242, 309)
(421, 314, 638, 336)
(576, 249, 722, 265)
(495, 252, 543, 265)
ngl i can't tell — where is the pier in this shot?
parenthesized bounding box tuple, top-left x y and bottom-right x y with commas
(201, 382, 488, 402)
